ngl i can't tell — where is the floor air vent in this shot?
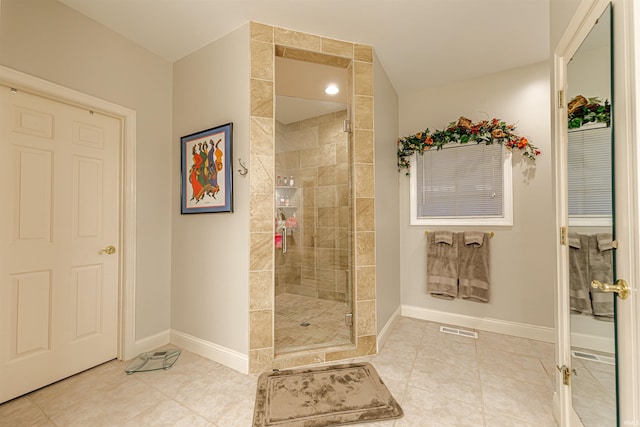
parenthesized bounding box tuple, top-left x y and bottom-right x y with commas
(440, 326, 478, 339)
(572, 350, 615, 365)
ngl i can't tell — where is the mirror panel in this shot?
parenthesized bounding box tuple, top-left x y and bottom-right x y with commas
(566, 4, 616, 426)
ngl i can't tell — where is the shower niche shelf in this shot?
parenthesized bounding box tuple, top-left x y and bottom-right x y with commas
(276, 186, 299, 209)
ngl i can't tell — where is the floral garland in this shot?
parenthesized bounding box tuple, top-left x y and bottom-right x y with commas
(397, 117, 540, 172)
(567, 95, 610, 129)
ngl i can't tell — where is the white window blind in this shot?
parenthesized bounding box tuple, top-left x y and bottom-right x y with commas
(411, 143, 512, 225)
(567, 126, 612, 222)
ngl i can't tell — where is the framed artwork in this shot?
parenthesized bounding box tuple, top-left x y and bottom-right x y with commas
(180, 123, 233, 214)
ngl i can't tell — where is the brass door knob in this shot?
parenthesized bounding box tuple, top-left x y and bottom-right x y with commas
(99, 245, 117, 255)
(591, 279, 629, 300)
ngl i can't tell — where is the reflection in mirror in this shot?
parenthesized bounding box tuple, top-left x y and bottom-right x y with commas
(566, 4, 616, 426)
(273, 55, 354, 354)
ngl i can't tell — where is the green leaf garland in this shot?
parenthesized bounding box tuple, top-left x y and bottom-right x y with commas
(397, 116, 540, 173)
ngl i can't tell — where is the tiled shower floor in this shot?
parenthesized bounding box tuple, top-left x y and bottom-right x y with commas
(274, 293, 351, 353)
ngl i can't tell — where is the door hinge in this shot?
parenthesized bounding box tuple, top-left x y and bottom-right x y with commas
(560, 227, 568, 245)
(556, 365, 577, 385)
(343, 119, 352, 133)
(558, 90, 565, 109)
(345, 313, 353, 326)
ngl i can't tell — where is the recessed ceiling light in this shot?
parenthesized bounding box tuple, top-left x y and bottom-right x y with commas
(325, 84, 339, 95)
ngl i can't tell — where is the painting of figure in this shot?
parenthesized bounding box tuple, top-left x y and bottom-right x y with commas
(181, 123, 233, 213)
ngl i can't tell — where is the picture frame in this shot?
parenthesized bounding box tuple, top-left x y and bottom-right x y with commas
(180, 123, 233, 214)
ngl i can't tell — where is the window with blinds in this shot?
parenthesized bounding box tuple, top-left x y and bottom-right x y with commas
(567, 126, 612, 226)
(410, 143, 513, 225)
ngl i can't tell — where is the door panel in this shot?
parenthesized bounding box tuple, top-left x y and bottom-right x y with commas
(0, 87, 120, 403)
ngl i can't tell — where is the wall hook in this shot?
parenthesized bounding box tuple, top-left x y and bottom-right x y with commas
(237, 158, 248, 177)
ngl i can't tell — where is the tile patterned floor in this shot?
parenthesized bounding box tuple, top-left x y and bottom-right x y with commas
(274, 293, 351, 353)
(571, 354, 616, 427)
(0, 317, 558, 426)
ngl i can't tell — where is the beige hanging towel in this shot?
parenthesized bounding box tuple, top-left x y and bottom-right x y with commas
(426, 231, 459, 299)
(458, 231, 491, 303)
(589, 233, 614, 321)
(569, 233, 592, 315)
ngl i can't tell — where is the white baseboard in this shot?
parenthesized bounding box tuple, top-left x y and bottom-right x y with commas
(131, 330, 171, 358)
(377, 306, 402, 351)
(401, 305, 555, 343)
(170, 329, 248, 374)
(570, 332, 615, 354)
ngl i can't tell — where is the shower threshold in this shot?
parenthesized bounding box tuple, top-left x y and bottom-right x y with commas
(274, 340, 355, 358)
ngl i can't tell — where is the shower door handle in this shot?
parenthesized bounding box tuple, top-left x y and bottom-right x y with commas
(279, 225, 287, 254)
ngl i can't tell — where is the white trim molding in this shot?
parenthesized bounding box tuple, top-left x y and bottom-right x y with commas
(170, 329, 248, 374)
(401, 305, 555, 343)
(377, 306, 402, 352)
(0, 66, 138, 361)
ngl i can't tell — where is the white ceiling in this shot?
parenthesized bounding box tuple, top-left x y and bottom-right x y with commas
(58, 0, 550, 96)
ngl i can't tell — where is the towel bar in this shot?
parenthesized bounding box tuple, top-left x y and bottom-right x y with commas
(425, 230, 494, 238)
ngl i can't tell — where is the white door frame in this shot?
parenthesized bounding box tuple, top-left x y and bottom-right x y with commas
(0, 66, 138, 361)
(553, 0, 640, 425)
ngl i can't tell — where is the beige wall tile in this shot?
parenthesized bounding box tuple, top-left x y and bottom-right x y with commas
(251, 79, 274, 118)
(355, 163, 375, 198)
(356, 267, 376, 301)
(317, 165, 335, 186)
(299, 147, 320, 169)
(357, 300, 377, 336)
(250, 270, 273, 311)
(250, 153, 274, 194)
(250, 193, 275, 233)
(278, 47, 351, 68)
(354, 96, 374, 130)
(316, 268, 336, 290)
(321, 38, 354, 57)
(355, 198, 375, 231)
(318, 144, 337, 167)
(250, 232, 273, 271)
(354, 62, 374, 96)
(356, 231, 376, 266)
(336, 184, 349, 206)
(251, 22, 273, 43)
(318, 207, 337, 227)
(355, 335, 377, 356)
(354, 44, 373, 63)
(336, 140, 349, 164)
(336, 228, 348, 250)
(284, 151, 300, 171)
(318, 120, 345, 146)
(250, 309, 273, 349)
(275, 28, 322, 52)
(249, 348, 273, 374)
(354, 130, 374, 163)
(251, 40, 274, 81)
(316, 227, 336, 248)
(251, 117, 274, 156)
(317, 248, 336, 268)
(316, 186, 336, 207)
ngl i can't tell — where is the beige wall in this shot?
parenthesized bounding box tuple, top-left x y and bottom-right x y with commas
(171, 25, 251, 353)
(399, 61, 555, 329)
(0, 0, 173, 339)
(373, 54, 401, 333)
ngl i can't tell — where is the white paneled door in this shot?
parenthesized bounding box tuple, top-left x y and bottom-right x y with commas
(0, 87, 120, 403)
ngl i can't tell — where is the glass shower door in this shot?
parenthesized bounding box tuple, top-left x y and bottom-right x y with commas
(274, 95, 353, 354)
